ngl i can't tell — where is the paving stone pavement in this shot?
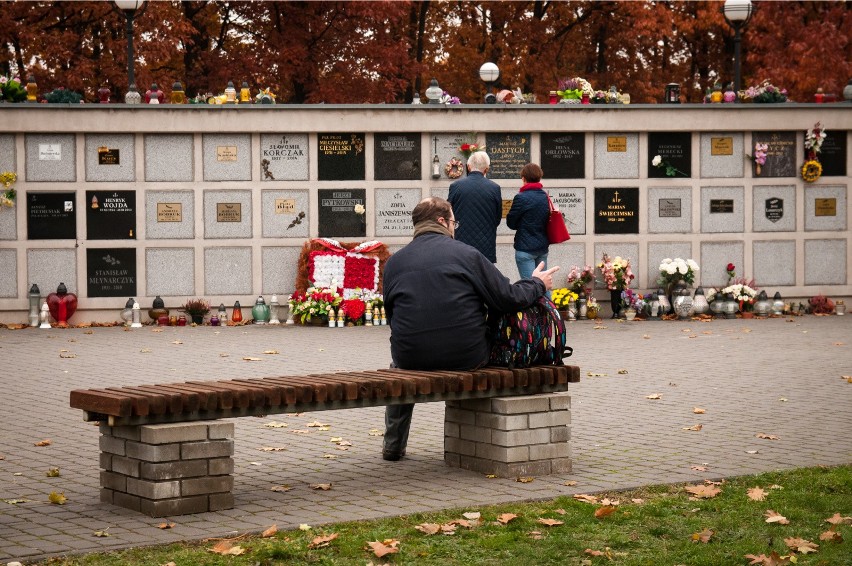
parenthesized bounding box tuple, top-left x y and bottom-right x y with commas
(0, 315, 850, 563)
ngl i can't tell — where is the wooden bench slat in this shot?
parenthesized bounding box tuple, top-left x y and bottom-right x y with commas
(129, 385, 185, 414)
(262, 377, 314, 404)
(376, 368, 432, 395)
(186, 381, 252, 409)
(356, 371, 414, 398)
(273, 376, 329, 403)
(159, 383, 218, 412)
(181, 382, 233, 410)
(230, 378, 283, 408)
(106, 386, 168, 415)
(148, 384, 201, 413)
(69, 388, 134, 417)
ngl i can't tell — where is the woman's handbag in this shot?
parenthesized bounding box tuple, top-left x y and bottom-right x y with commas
(546, 195, 570, 244)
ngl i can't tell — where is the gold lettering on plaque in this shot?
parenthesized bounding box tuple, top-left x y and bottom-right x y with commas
(216, 146, 238, 161)
(501, 199, 513, 219)
(710, 137, 733, 156)
(275, 198, 296, 214)
(217, 203, 241, 222)
(606, 136, 627, 152)
(815, 198, 836, 217)
(156, 203, 183, 222)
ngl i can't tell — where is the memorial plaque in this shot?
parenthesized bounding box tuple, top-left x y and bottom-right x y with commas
(540, 133, 584, 179)
(375, 189, 419, 236)
(275, 199, 295, 214)
(501, 199, 513, 219)
(606, 136, 627, 152)
(812, 130, 846, 177)
(549, 188, 586, 235)
(260, 134, 309, 181)
(765, 197, 783, 223)
(648, 132, 691, 178)
(815, 198, 837, 217)
(710, 199, 734, 213)
(216, 203, 242, 222)
(156, 202, 182, 222)
(86, 248, 136, 298)
(39, 144, 61, 160)
(486, 133, 531, 179)
(374, 133, 421, 180)
(318, 188, 366, 237)
(710, 137, 733, 156)
(86, 191, 136, 240)
(659, 198, 682, 218)
(216, 146, 237, 161)
(594, 187, 638, 234)
(753, 131, 796, 177)
(27, 192, 76, 240)
(318, 133, 365, 181)
(97, 147, 120, 165)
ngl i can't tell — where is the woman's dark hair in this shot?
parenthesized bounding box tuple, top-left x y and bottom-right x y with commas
(411, 196, 452, 225)
(521, 162, 543, 183)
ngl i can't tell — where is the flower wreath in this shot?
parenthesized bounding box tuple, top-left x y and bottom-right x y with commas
(445, 157, 464, 179)
(801, 160, 822, 183)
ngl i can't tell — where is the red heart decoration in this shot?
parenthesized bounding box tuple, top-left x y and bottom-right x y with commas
(47, 289, 78, 327)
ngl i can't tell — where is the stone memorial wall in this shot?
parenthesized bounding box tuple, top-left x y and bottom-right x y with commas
(0, 104, 848, 320)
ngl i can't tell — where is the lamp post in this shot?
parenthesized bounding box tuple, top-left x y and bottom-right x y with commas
(115, 1, 146, 102)
(479, 62, 499, 104)
(722, 0, 753, 100)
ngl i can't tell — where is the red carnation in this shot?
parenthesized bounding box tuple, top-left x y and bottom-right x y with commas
(727, 263, 735, 272)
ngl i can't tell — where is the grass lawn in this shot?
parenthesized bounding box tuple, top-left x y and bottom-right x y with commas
(37, 465, 850, 565)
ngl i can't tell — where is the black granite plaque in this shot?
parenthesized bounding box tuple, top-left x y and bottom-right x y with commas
(648, 132, 691, 178)
(318, 189, 366, 238)
(659, 198, 682, 218)
(318, 133, 365, 181)
(765, 197, 783, 223)
(811, 130, 846, 177)
(374, 133, 421, 180)
(97, 148, 120, 165)
(540, 133, 584, 179)
(710, 199, 734, 213)
(86, 191, 136, 240)
(27, 192, 76, 240)
(86, 248, 136, 298)
(486, 133, 531, 179)
(753, 132, 796, 177)
(594, 187, 639, 234)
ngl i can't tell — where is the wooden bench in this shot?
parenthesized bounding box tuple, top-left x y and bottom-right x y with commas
(70, 365, 581, 517)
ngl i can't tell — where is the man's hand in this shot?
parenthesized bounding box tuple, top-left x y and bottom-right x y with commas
(532, 262, 560, 290)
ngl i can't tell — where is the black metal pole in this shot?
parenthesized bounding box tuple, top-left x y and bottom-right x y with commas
(733, 24, 742, 102)
(125, 10, 135, 88)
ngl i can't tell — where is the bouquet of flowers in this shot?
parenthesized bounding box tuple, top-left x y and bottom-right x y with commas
(802, 122, 826, 182)
(657, 257, 699, 288)
(459, 142, 485, 157)
(739, 80, 787, 103)
(557, 77, 594, 101)
(721, 283, 758, 311)
(551, 288, 579, 309)
(621, 288, 645, 311)
(0, 75, 26, 103)
(598, 253, 634, 290)
(752, 142, 768, 172)
(1, 171, 17, 208)
(440, 91, 461, 105)
(338, 298, 366, 324)
(566, 265, 594, 294)
(288, 286, 342, 323)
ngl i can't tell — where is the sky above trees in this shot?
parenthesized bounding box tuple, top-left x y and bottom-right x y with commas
(1, 1, 849, 104)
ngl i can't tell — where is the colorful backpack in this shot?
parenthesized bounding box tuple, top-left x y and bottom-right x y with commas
(488, 296, 573, 369)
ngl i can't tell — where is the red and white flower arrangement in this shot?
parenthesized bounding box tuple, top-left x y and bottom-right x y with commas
(597, 253, 634, 291)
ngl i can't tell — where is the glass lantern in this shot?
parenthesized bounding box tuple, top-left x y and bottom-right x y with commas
(771, 292, 785, 316)
(648, 292, 660, 319)
(674, 287, 694, 319)
(656, 287, 671, 314)
(692, 287, 709, 315)
(835, 300, 845, 315)
(710, 293, 725, 318)
(724, 294, 739, 319)
(753, 290, 771, 317)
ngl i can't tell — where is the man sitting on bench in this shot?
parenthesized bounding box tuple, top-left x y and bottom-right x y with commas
(381, 196, 559, 461)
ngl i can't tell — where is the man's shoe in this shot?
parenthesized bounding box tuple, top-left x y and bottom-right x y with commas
(382, 450, 405, 461)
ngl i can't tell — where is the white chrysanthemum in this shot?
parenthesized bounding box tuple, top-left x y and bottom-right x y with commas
(687, 259, 700, 271)
(652, 155, 662, 167)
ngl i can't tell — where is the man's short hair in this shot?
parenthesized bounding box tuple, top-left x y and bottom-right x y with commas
(521, 163, 543, 183)
(412, 196, 452, 225)
(467, 151, 490, 172)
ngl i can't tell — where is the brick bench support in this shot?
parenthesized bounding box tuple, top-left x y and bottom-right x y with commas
(98, 421, 235, 517)
(444, 392, 571, 477)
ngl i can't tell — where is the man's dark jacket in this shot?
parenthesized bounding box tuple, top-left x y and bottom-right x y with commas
(447, 171, 502, 262)
(383, 233, 545, 370)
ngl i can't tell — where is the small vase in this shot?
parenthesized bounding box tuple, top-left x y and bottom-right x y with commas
(755, 164, 762, 176)
(191, 314, 204, 325)
(625, 308, 637, 321)
(610, 289, 623, 319)
(586, 304, 599, 319)
(741, 311, 755, 319)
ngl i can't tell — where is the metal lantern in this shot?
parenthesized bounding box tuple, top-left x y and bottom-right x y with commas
(674, 286, 694, 320)
(724, 294, 739, 319)
(771, 292, 785, 316)
(120, 297, 135, 326)
(692, 287, 709, 315)
(665, 83, 681, 104)
(131, 301, 143, 328)
(753, 290, 771, 317)
(425, 78, 443, 104)
(710, 292, 725, 318)
(28, 284, 41, 327)
(656, 287, 671, 314)
(648, 292, 661, 319)
(252, 295, 270, 324)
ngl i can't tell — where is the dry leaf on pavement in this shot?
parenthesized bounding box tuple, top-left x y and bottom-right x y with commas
(764, 510, 790, 524)
(682, 424, 703, 431)
(645, 393, 662, 400)
(756, 433, 780, 440)
(685, 485, 721, 499)
(617, 369, 628, 374)
(264, 421, 288, 428)
(93, 529, 110, 537)
(48, 492, 67, 505)
(587, 372, 607, 377)
(516, 476, 534, 483)
(157, 522, 176, 529)
(209, 541, 245, 555)
(242, 357, 262, 361)
(34, 439, 52, 446)
(270, 485, 292, 492)
(310, 483, 332, 490)
(747, 487, 767, 501)
(691, 465, 708, 472)
(258, 446, 286, 452)
(692, 528, 714, 543)
(307, 421, 329, 427)
(263, 350, 280, 354)
(563, 480, 578, 486)
(693, 407, 706, 414)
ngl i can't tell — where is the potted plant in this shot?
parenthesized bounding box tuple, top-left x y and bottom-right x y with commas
(180, 298, 210, 325)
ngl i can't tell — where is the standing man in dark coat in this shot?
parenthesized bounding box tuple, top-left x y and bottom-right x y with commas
(447, 151, 502, 263)
(380, 196, 559, 461)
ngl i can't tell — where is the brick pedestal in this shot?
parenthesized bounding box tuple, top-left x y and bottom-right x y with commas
(98, 421, 234, 517)
(444, 393, 571, 477)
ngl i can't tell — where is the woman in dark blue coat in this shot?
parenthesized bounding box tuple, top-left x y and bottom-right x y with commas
(506, 163, 550, 280)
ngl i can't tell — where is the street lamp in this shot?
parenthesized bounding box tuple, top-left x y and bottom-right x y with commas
(722, 0, 753, 100)
(479, 62, 499, 104)
(115, 0, 146, 102)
